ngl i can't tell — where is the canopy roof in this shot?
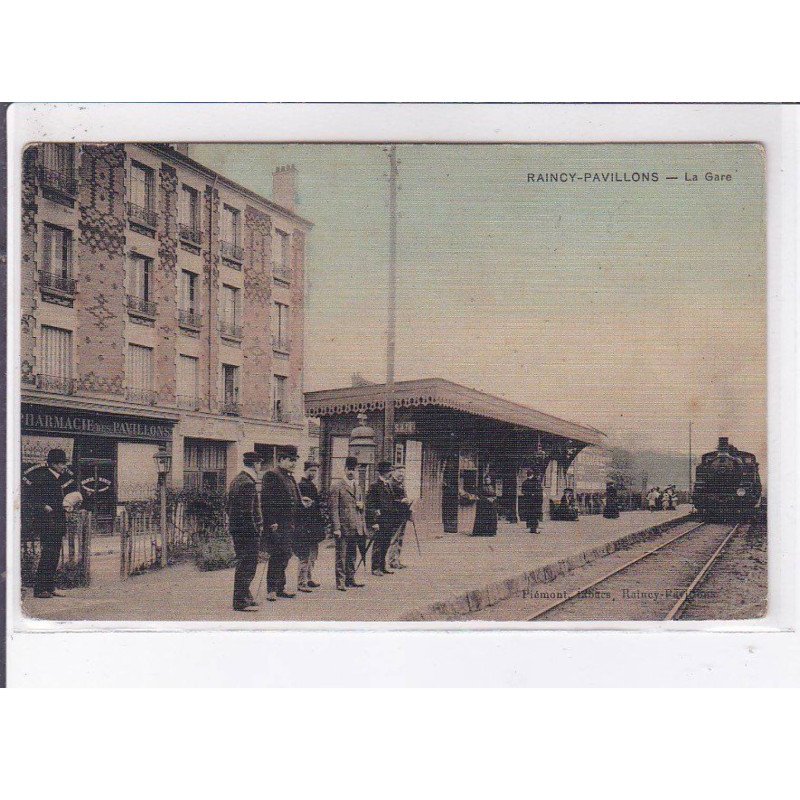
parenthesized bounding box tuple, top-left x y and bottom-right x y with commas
(305, 378, 606, 447)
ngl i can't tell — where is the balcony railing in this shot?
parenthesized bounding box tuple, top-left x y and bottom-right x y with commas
(179, 309, 203, 330)
(126, 294, 157, 319)
(126, 387, 158, 405)
(177, 394, 200, 411)
(38, 166, 78, 198)
(221, 398, 241, 416)
(40, 271, 77, 296)
(127, 202, 158, 230)
(220, 240, 243, 264)
(35, 374, 75, 394)
(220, 322, 243, 340)
(273, 267, 292, 283)
(272, 335, 291, 353)
(179, 223, 201, 245)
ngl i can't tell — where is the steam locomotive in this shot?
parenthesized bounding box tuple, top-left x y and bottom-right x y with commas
(692, 437, 762, 518)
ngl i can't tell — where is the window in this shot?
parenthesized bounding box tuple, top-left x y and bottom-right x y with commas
(177, 355, 199, 409)
(221, 285, 241, 338)
(221, 205, 243, 262)
(130, 162, 155, 210)
(221, 364, 240, 413)
(126, 344, 155, 404)
(274, 230, 291, 280)
(126, 254, 156, 317)
(272, 301, 290, 351)
(179, 270, 201, 328)
(222, 205, 240, 245)
(41, 224, 75, 295)
(39, 325, 73, 393)
(179, 184, 200, 243)
(272, 375, 287, 422)
(128, 162, 156, 230)
(183, 438, 228, 493)
(43, 224, 73, 277)
(42, 143, 76, 179)
(181, 270, 197, 312)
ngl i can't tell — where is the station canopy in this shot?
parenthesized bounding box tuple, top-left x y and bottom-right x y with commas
(305, 378, 606, 448)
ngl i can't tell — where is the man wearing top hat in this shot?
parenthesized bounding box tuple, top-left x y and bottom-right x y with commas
(226, 450, 265, 611)
(328, 455, 367, 591)
(261, 444, 301, 601)
(366, 460, 396, 576)
(22, 447, 74, 598)
(296, 459, 327, 592)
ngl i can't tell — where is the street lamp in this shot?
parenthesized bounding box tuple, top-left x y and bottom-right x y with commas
(349, 412, 376, 491)
(153, 446, 172, 567)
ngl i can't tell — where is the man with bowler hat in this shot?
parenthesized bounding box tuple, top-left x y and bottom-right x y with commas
(23, 448, 74, 598)
(261, 445, 301, 601)
(296, 460, 326, 592)
(227, 451, 264, 611)
(366, 460, 396, 576)
(329, 455, 367, 591)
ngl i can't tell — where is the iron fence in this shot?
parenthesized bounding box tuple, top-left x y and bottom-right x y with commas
(179, 223, 201, 245)
(127, 202, 158, 230)
(38, 166, 78, 197)
(126, 386, 158, 405)
(35, 373, 75, 394)
(220, 240, 243, 263)
(179, 308, 203, 329)
(40, 271, 77, 295)
(220, 322, 242, 340)
(126, 294, 157, 318)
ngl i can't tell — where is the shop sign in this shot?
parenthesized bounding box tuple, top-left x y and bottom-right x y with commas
(22, 407, 172, 442)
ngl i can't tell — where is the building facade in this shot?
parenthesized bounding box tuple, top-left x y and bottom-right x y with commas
(21, 142, 311, 529)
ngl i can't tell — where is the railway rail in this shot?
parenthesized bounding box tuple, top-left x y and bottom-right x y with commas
(527, 520, 742, 622)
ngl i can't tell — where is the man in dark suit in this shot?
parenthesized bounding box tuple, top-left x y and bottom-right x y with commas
(387, 465, 413, 570)
(261, 445, 301, 601)
(23, 448, 73, 598)
(520, 469, 544, 534)
(366, 460, 396, 576)
(227, 451, 264, 611)
(329, 456, 367, 591)
(296, 460, 326, 592)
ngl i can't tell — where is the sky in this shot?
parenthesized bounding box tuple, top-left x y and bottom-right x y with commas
(190, 143, 766, 467)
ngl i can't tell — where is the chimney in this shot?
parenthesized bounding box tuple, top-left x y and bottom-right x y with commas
(273, 164, 298, 212)
(169, 143, 189, 156)
(718, 437, 729, 451)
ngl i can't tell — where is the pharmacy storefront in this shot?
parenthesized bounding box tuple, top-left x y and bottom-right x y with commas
(22, 403, 177, 533)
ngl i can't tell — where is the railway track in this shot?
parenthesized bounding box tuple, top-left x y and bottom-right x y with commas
(527, 520, 742, 621)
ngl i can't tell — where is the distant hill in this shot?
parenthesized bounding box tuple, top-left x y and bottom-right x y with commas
(609, 447, 695, 491)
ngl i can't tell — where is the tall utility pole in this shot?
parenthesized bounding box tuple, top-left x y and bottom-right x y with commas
(383, 145, 398, 462)
(688, 420, 693, 495)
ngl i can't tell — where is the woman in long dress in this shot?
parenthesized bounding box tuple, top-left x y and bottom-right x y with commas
(472, 474, 498, 536)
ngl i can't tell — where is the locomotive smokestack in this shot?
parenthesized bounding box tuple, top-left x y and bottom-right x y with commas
(718, 436, 729, 451)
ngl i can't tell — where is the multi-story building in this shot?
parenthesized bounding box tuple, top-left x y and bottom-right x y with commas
(20, 142, 311, 529)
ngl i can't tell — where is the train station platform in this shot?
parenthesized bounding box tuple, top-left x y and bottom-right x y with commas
(21, 507, 692, 623)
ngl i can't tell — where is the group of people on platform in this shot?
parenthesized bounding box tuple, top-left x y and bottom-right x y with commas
(471, 469, 547, 537)
(227, 447, 413, 612)
(647, 485, 678, 512)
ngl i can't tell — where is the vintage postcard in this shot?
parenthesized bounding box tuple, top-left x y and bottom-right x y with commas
(13, 135, 767, 625)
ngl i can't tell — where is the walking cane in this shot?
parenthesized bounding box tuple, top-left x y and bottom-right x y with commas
(411, 518, 422, 556)
(253, 555, 269, 602)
